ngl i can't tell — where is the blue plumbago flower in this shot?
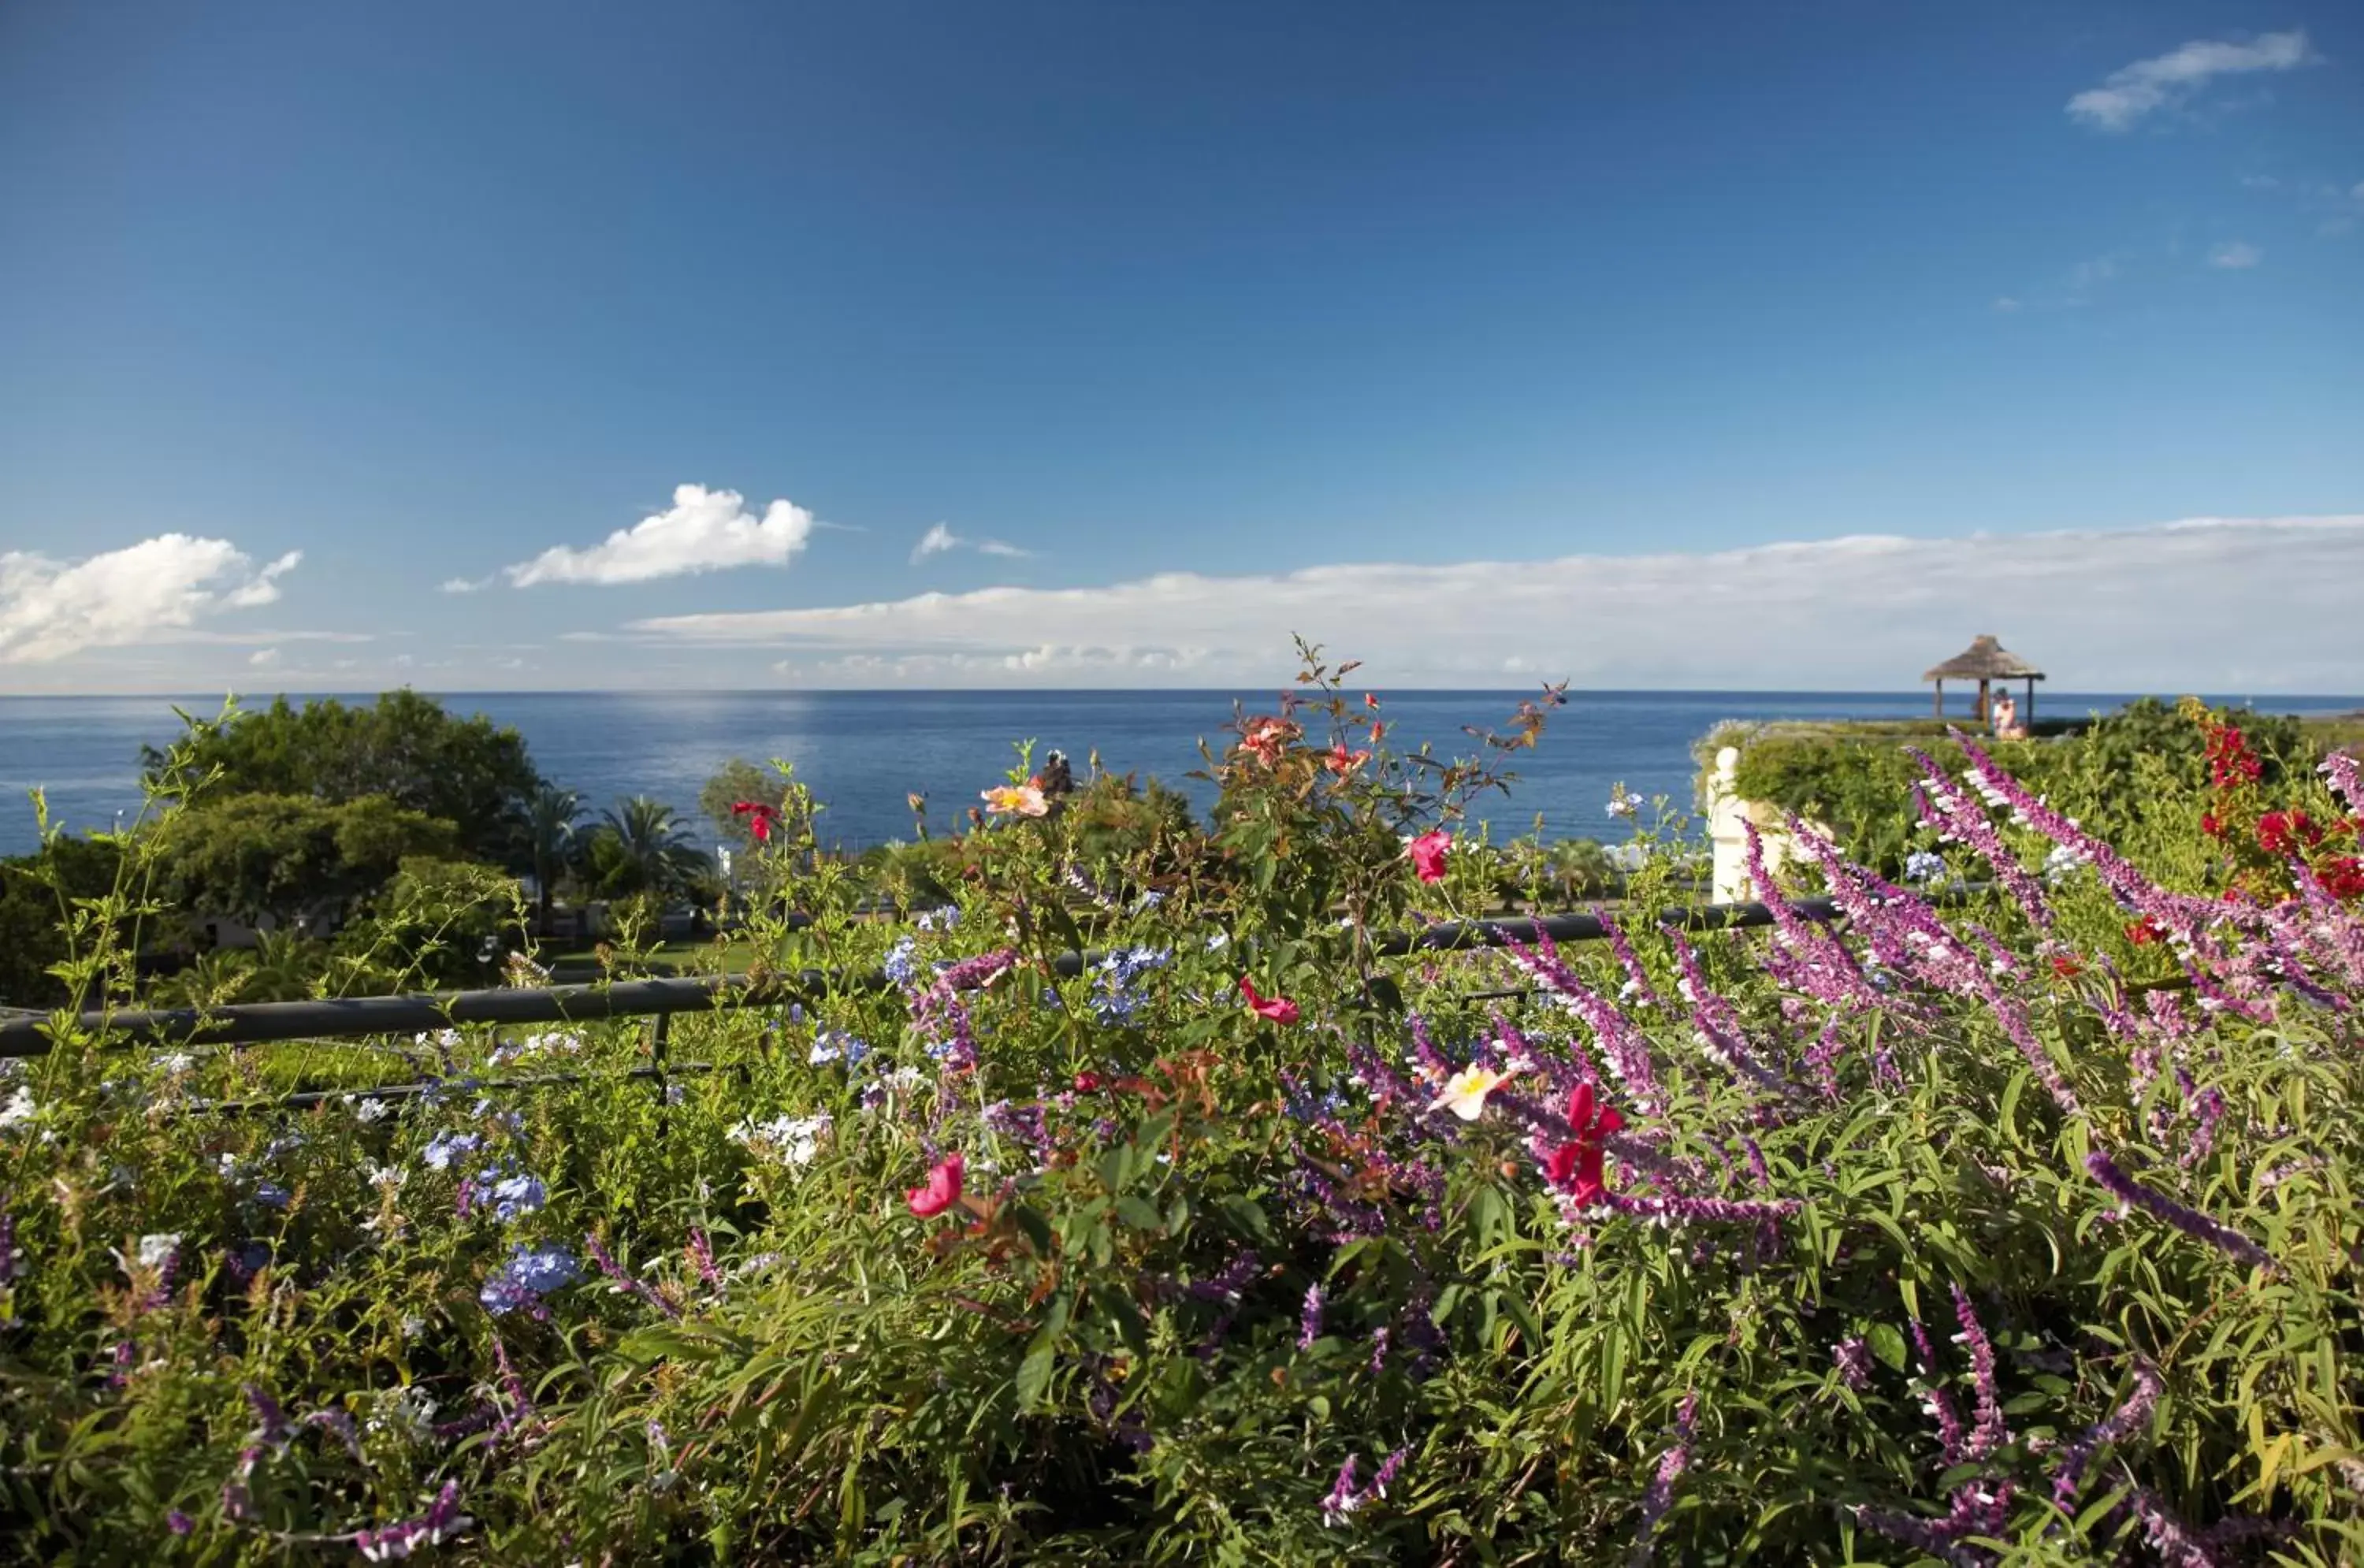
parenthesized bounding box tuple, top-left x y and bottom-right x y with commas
(250, 1182, 292, 1209)
(883, 935, 920, 987)
(487, 1170, 547, 1224)
(808, 1027, 869, 1067)
(1905, 849, 1948, 885)
(1606, 789, 1645, 818)
(1091, 946, 1173, 1024)
(422, 1131, 485, 1171)
(480, 1241, 580, 1316)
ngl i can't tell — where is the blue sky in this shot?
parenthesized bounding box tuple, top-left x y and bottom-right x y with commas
(2, 1, 2359, 692)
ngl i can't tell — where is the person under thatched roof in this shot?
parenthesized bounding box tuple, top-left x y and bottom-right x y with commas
(1924, 634, 2044, 722)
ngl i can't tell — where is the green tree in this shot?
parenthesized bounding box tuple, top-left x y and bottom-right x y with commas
(335, 856, 525, 990)
(524, 786, 584, 936)
(143, 690, 543, 868)
(582, 796, 708, 901)
(698, 757, 784, 852)
(149, 793, 459, 931)
(0, 834, 126, 1007)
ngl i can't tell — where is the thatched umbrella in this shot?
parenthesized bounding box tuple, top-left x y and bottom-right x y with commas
(1924, 634, 2043, 722)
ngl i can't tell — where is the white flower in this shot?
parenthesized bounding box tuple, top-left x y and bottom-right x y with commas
(153, 1050, 196, 1076)
(366, 1385, 439, 1440)
(400, 1314, 427, 1339)
(349, 1095, 396, 1123)
(0, 1086, 34, 1128)
(137, 1233, 183, 1269)
(730, 1112, 833, 1168)
(1429, 1065, 1515, 1122)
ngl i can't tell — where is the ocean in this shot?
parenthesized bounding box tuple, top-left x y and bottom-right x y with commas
(2, 688, 2357, 860)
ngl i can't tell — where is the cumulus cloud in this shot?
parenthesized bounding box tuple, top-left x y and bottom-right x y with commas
(248, 648, 281, 668)
(2208, 240, 2264, 269)
(910, 522, 1029, 565)
(626, 515, 2364, 691)
(2068, 31, 2314, 132)
(503, 484, 816, 587)
(0, 536, 303, 665)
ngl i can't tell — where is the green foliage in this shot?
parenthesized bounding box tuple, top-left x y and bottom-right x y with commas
(143, 689, 544, 867)
(698, 757, 801, 853)
(1713, 699, 2349, 875)
(582, 795, 712, 902)
(4, 664, 2362, 1564)
(0, 833, 125, 1006)
(147, 791, 459, 929)
(333, 856, 528, 990)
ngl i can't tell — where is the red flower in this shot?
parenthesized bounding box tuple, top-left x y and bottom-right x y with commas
(1364, 693, 1380, 709)
(906, 1153, 965, 1218)
(1238, 976, 1300, 1024)
(1541, 1082, 1624, 1206)
(2320, 856, 2364, 901)
(2199, 810, 2224, 838)
(731, 801, 781, 843)
(2206, 724, 2262, 787)
(1407, 830, 1451, 883)
(2257, 810, 2321, 858)
(2051, 955, 2084, 978)
(2124, 916, 2168, 947)
(1325, 741, 1371, 775)
(1236, 716, 1297, 767)
(1072, 1071, 1103, 1094)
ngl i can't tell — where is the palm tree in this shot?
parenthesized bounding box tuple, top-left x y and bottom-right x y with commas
(525, 787, 583, 937)
(589, 796, 708, 902)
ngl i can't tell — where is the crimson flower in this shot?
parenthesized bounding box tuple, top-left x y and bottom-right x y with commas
(1364, 693, 1380, 709)
(1073, 1071, 1103, 1094)
(2257, 810, 2320, 858)
(731, 801, 781, 843)
(906, 1153, 965, 1218)
(2124, 916, 2168, 947)
(1541, 1082, 1623, 1206)
(2199, 810, 2224, 838)
(1407, 830, 1451, 883)
(1238, 976, 1300, 1024)
(2050, 955, 2084, 979)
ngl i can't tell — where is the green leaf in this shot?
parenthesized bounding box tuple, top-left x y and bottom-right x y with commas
(1866, 1324, 1908, 1373)
(1114, 1195, 1165, 1232)
(1017, 1293, 1073, 1410)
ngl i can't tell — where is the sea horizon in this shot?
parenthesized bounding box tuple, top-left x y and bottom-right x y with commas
(6, 686, 2357, 862)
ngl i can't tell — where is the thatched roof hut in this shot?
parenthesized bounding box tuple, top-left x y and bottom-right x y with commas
(1924, 634, 2043, 720)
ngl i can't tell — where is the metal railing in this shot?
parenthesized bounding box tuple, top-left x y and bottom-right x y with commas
(0, 891, 1865, 1059)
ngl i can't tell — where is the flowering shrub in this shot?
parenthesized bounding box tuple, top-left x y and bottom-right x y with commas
(2, 670, 2362, 1562)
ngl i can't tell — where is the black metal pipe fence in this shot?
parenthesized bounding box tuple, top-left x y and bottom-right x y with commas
(0, 893, 1873, 1060)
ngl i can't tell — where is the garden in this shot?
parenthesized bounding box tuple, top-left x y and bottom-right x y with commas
(2, 659, 2361, 1564)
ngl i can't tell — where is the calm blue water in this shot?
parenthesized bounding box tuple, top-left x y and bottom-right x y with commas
(2, 689, 2356, 859)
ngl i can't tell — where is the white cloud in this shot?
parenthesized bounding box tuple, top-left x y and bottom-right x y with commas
(2068, 31, 2314, 132)
(2208, 240, 2264, 269)
(910, 522, 1029, 565)
(1990, 296, 2022, 314)
(628, 514, 2364, 691)
(502, 484, 816, 587)
(248, 648, 281, 668)
(440, 575, 492, 594)
(0, 535, 303, 664)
